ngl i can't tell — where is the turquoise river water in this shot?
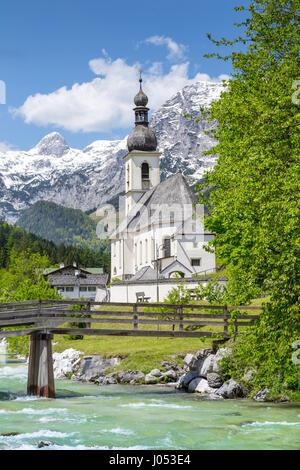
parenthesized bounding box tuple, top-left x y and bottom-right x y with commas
(0, 355, 300, 450)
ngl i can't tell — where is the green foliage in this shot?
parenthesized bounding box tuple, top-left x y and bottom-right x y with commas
(65, 302, 87, 340)
(0, 251, 61, 355)
(199, 0, 300, 395)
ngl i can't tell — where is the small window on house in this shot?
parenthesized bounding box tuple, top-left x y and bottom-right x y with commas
(191, 258, 201, 267)
(79, 287, 87, 292)
(88, 287, 96, 292)
(66, 287, 74, 292)
(57, 287, 65, 292)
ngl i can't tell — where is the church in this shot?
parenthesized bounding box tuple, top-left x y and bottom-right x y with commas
(110, 75, 216, 302)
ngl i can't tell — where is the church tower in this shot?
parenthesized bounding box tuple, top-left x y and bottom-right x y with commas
(124, 71, 161, 216)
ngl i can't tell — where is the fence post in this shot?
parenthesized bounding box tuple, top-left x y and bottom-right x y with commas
(223, 305, 229, 337)
(86, 301, 91, 329)
(133, 304, 138, 330)
(179, 306, 183, 332)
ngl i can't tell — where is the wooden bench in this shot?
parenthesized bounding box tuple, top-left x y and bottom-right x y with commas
(136, 292, 151, 303)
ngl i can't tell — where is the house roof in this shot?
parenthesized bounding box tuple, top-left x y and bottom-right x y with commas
(47, 273, 108, 287)
(43, 265, 104, 276)
(111, 173, 200, 237)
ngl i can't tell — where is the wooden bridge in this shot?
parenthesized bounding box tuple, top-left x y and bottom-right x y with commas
(0, 299, 261, 399)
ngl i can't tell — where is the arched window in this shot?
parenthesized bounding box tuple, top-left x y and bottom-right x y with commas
(163, 236, 171, 258)
(141, 162, 149, 180)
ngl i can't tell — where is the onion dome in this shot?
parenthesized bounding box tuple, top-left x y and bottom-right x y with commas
(127, 125, 157, 152)
(127, 70, 157, 152)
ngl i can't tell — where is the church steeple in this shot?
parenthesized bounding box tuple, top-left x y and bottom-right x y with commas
(124, 71, 161, 216)
(127, 70, 157, 152)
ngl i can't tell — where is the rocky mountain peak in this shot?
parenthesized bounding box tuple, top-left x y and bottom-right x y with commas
(32, 132, 70, 157)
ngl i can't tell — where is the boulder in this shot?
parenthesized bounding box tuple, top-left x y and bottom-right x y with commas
(216, 379, 245, 399)
(117, 370, 145, 384)
(207, 372, 224, 388)
(77, 355, 121, 382)
(212, 347, 232, 373)
(252, 388, 270, 402)
(188, 378, 215, 394)
(181, 370, 199, 388)
(53, 348, 82, 379)
(161, 369, 178, 380)
(149, 369, 162, 377)
(144, 373, 158, 384)
(198, 354, 215, 377)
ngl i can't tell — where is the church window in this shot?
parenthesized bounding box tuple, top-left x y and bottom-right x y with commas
(139, 240, 143, 264)
(141, 162, 149, 180)
(191, 258, 201, 267)
(119, 241, 122, 268)
(151, 238, 155, 261)
(145, 239, 148, 262)
(170, 211, 175, 226)
(163, 237, 171, 258)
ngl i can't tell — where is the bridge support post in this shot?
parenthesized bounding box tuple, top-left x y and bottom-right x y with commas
(27, 331, 55, 398)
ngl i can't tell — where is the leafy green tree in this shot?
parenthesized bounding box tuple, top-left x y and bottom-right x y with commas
(198, 0, 299, 395)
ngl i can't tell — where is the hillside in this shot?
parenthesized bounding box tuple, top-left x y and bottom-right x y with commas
(16, 200, 108, 252)
(0, 218, 110, 271)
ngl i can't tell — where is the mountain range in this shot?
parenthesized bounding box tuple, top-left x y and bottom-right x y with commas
(0, 80, 223, 224)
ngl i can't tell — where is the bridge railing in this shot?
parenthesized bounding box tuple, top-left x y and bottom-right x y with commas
(0, 299, 262, 340)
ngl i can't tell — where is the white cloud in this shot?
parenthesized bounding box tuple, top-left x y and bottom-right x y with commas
(12, 49, 229, 133)
(0, 141, 16, 152)
(144, 35, 187, 61)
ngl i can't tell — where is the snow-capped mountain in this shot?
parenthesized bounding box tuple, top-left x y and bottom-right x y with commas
(0, 80, 223, 223)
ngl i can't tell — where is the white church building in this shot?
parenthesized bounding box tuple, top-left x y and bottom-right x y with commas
(110, 75, 216, 302)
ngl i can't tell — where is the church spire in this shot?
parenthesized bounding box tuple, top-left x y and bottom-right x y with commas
(127, 71, 157, 152)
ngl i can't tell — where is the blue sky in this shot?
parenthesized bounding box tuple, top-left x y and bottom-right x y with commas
(0, 0, 249, 151)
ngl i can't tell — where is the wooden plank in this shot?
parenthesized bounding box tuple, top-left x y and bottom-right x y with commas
(49, 327, 228, 338)
(29, 316, 227, 327)
(0, 317, 38, 327)
(0, 328, 43, 338)
(0, 301, 39, 308)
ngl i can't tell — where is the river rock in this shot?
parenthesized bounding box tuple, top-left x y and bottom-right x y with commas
(188, 378, 215, 394)
(216, 379, 244, 399)
(161, 369, 178, 381)
(53, 348, 82, 379)
(77, 355, 121, 382)
(145, 373, 159, 384)
(117, 370, 145, 384)
(207, 372, 224, 388)
(96, 372, 118, 385)
(149, 369, 162, 377)
(252, 388, 270, 402)
(206, 393, 225, 400)
(37, 440, 54, 448)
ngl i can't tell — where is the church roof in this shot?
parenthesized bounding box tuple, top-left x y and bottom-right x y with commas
(130, 266, 163, 281)
(111, 172, 199, 237)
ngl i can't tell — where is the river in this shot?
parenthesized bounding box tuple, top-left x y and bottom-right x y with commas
(0, 354, 299, 450)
